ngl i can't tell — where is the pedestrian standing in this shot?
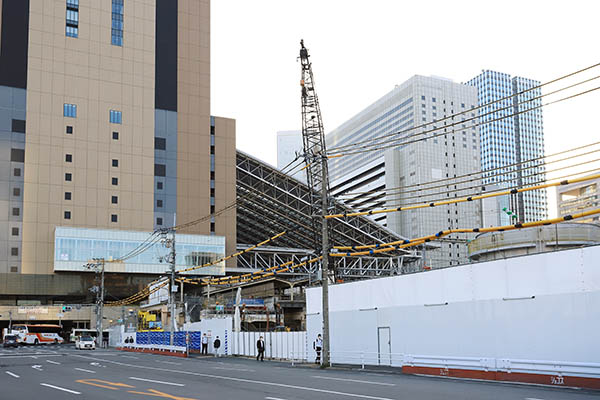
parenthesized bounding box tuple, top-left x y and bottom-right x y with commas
(213, 336, 221, 357)
(201, 333, 209, 355)
(313, 334, 323, 364)
(256, 336, 265, 361)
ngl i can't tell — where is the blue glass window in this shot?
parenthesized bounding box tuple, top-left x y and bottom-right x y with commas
(64, 103, 77, 118)
(66, 0, 79, 38)
(109, 109, 122, 124)
(111, 0, 124, 46)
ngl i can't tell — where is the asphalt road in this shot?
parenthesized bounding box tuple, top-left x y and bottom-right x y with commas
(0, 345, 597, 400)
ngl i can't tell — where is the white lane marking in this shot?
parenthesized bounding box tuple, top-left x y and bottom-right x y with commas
(129, 377, 185, 386)
(525, 398, 545, 400)
(311, 375, 396, 386)
(266, 397, 288, 400)
(74, 368, 96, 373)
(158, 361, 181, 365)
(213, 366, 255, 372)
(40, 383, 81, 395)
(5, 371, 20, 378)
(32, 365, 43, 371)
(73, 355, 394, 400)
(46, 359, 61, 365)
(121, 355, 139, 359)
(0, 354, 61, 359)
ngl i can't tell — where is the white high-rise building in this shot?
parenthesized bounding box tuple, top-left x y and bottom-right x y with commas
(327, 76, 482, 267)
(467, 71, 547, 225)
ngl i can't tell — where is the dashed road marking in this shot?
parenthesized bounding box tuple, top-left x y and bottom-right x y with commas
(129, 377, 185, 386)
(40, 383, 81, 395)
(121, 355, 139, 359)
(32, 365, 43, 371)
(73, 355, 395, 400)
(265, 397, 288, 400)
(46, 359, 61, 365)
(5, 371, 19, 378)
(158, 360, 181, 365)
(213, 366, 255, 372)
(311, 375, 396, 386)
(74, 368, 96, 373)
(525, 398, 545, 400)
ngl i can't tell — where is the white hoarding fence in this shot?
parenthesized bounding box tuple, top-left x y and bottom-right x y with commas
(231, 331, 307, 361)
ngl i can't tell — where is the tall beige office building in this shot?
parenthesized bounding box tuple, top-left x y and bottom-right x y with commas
(0, 0, 236, 280)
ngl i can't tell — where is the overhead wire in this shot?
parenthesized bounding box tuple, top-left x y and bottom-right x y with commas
(326, 83, 600, 158)
(334, 142, 600, 199)
(326, 62, 600, 154)
(332, 208, 600, 256)
(325, 173, 600, 219)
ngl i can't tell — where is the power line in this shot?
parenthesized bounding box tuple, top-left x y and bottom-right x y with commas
(331, 208, 600, 256)
(335, 142, 600, 199)
(325, 172, 600, 219)
(327, 82, 600, 158)
(326, 62, 600, 154)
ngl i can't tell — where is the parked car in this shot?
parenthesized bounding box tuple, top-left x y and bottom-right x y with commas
(3, 334, 19, 348)
(75, 335, 96, 350)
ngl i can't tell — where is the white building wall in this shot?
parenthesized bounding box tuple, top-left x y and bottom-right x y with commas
(307, 246, 600, 374)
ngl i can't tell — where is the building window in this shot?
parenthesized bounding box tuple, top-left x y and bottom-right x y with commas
(12, 119, 26, 133)
(109, 110, 122, 124)
(154, 164, 166, 177)
(112, 159, 118, 167)
(65, 192, 72, 200)
(112, 131, 119, 140)
(12, 208, 20, 216)
(65, 173, 72, 181)
(112, 196, 118, 204)
(111, 214, 118, 223)
(210, 222, 215, 233)
(66, 125, 73, 134)
(157, 199, 163, 208)
(210, 205, 215, 214)
(13, 168, 21, 177)
(66, 0, 79, 38)
(157, 181, 163, 190)
(156, 217, 163, 226)
(155, 137, 166, 150)
(13, 188, 20, 197)
(64, 211, 71, 219)
(111, 0, 124, 46)
(64, 103, 77, 118)
(66, 154, 72, 162)
(112, 177, 118, 185)
(11, 148, 25, 162)
(11, 248, 18, 256)
(12, 227, 19, 236)
(10, 266, 18, 273)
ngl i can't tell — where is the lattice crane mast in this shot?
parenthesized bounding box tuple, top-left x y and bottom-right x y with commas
(299, 39, 332, 253)
(299, 39, 332, 367)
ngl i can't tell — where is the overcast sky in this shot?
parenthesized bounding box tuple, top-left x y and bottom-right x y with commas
(211, 0, 600, 216)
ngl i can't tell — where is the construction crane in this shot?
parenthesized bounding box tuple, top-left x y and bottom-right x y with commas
(299, 39, 331, 366)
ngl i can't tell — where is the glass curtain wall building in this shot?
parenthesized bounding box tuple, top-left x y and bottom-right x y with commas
(467, 71, 547, 224)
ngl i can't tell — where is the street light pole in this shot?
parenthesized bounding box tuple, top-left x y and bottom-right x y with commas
(95, 258, 105, 347)
(168, 228, 177, 346)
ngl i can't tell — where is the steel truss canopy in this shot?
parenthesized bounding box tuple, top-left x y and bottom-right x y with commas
(236, 150, 414, 259)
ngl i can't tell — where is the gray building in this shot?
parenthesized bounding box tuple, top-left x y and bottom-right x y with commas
(327, 75, 482, 268)
(556, 174, 600, 223)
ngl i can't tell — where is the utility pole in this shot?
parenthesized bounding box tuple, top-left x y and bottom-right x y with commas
(321, 154, 330, 367)
(166, 224, 177, 346)
(86, 258, 105, 347)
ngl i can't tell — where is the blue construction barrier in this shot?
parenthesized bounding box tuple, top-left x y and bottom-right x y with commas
(135, 331, 202, 349)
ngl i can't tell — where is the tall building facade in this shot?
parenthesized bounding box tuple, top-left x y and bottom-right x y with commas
(0, 0, 236, 277)
(467, 70, 547, 225)
(327, 76, 482, 267)
(276, 130, 306, 183)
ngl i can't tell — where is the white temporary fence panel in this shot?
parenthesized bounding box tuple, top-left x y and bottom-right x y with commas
(231, 331, 307, 361)
(307, 246, 600, 378)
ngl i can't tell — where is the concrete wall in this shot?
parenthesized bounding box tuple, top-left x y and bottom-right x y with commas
(307, 246, 600, 381)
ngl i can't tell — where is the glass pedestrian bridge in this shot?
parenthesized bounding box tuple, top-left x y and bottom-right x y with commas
(54, 227, 226, 275)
